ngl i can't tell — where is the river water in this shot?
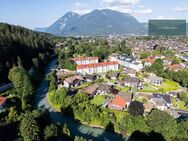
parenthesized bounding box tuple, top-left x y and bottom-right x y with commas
(35, 59, 126, 141)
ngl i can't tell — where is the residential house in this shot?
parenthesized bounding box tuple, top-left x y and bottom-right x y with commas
(118, 92, 132, 108)
(124, 77, 142, 89)
(144, 57, 155, 66)
(108, 72, 119, 80)
(124, 67, 136, 77)
(167, 64, 184, 71)
(77, 61, 119, 75)
(71, 57, 99, 65)
(108, 92, 132, 110)
(85, 74, 97, 82)
(84, 84, 99, 97)
(151, 93, 171, 111)
(64, 75, 84, 88)
(0, 97, 6, 112)
(145, 76, 163, 85)
(97, 84, 114, 95)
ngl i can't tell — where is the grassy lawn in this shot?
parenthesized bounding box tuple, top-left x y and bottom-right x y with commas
(140, 79, 179, 93)
(140, 85, 158, 93)
(91, 95, 106, 106)
(108, 79, 117, 83)
(172, 98, 188, 110)
(116, 85, 129, 92)
(157, 79, 179, 92)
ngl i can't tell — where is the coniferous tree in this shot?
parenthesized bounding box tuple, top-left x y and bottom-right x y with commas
(8, 64, 34, 110)
(20, 113, 40, 141)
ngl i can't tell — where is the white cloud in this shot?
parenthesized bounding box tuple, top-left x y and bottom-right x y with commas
(134, 9, 152, 15)
(102, 0, 140, 6)
(72, 2, 91, 15)
(157, 16, 175, 20)
(106, 5, 133, 13)
(71, 1, 152, 16)
(100, 0, 152, 15)
(106, 5, 152, 15)
(174, 6, 188, 12)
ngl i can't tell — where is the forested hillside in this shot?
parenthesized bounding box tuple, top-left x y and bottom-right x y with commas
(0, 23, 54, 84)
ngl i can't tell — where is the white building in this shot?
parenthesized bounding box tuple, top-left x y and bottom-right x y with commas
(71, 57, 98, 65)
(145, 76, 163, 85)
(77, 61, 119, 75)
(109, 54, 143, 71)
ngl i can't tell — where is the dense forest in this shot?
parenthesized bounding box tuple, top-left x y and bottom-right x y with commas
(0, 23, 54, 84)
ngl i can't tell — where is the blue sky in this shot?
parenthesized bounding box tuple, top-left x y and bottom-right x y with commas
(0, 0, 188, 29)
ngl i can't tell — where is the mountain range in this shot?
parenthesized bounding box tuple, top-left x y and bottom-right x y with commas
(35, 9, 188, 36)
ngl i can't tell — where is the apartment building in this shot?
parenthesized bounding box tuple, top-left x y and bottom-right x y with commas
(77, 61, 119, 74)
(71, 57, 99, 65)
(109, 54, 143, 71)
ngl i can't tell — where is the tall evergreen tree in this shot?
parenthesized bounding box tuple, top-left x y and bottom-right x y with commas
(20, 113, 40, 141)
(8, 64, 34, 110)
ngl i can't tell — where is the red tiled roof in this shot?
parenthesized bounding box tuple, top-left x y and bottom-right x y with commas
(109, 95, 126, 108)
(145, 58, 154, 63)
(71, 57, 99, 62)
(0, 97, 6, 106)
(77, 61, 118, 69)
(168, 64, 183, 70)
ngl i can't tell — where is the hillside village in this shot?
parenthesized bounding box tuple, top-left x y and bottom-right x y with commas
(54, 37, 188, 119)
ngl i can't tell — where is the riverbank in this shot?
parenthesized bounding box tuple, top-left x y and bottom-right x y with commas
(35, 58, 126, 141)
(47, 91, 125, 136)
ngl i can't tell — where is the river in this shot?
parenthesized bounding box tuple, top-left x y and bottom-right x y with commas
(35, 59, 126, 141)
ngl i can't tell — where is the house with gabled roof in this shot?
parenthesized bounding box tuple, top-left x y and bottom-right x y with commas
(151, 93, 172, 111)
(84, 74, 97, 82)
(64, 75, 85, 88)
(124, 67, 137, 77)
(124, 77, 142, 89)
(145, 76, 163, 85)
(167, 64, 184, 71)
(84, 84, 99, 97)
(108, 92, 132, 110)
(108, 72, 119, 80)
(97, 84, 114, 95)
